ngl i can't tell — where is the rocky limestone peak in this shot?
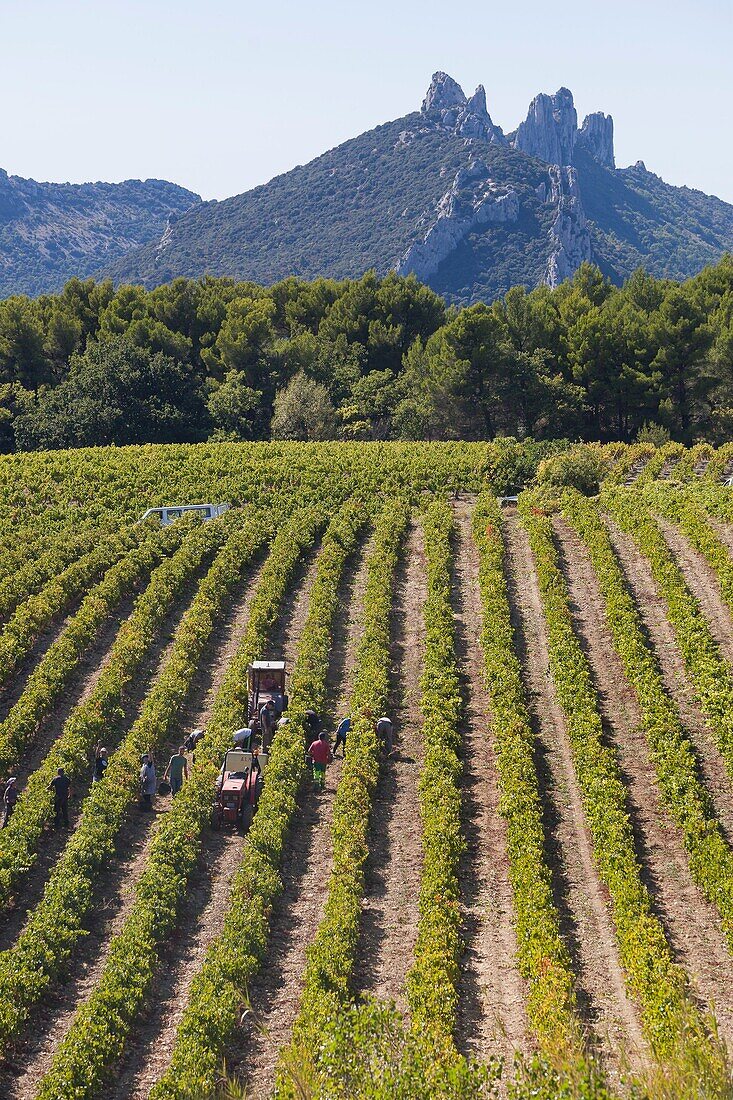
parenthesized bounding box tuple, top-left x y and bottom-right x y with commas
(422, 72, 467, 114)
(466, 84, 488, 115)
(513, 87, 578, 165)
(455, 84, 506, 143)
(577, 112, 615, 168)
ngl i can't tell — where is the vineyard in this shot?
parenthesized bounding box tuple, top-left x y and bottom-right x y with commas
(2, 439, 733, 1099)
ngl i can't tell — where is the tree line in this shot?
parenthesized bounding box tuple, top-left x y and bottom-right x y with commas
(0, 257, 732, 451)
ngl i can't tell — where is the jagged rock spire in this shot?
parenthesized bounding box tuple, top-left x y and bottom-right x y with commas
(420, 74, 505, 144)
(456, 84, 505, 142)
(422, 73, 614, 172)
(577, 112, 615, 168)
(513, 88, 578, 165)
(422, 72, 467, 113)
(465, 85, 487, 115)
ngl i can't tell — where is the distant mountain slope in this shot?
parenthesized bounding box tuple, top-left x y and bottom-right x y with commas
(105, 115, 476, 288)
(104, 73, 733, 304)
(22, 72, 733, 305)
(577, 152, 733, 283)
(0, 171, 200, 297)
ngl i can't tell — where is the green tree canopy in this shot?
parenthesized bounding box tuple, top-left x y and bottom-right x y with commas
(15, 336, 208, 450)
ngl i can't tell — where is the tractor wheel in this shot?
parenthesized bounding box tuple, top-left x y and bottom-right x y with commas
(210, 806, 221, 831)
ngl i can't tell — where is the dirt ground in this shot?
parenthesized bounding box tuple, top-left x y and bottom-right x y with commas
(230, 533, 374, 1099)
(451, 500, 529, 1065)
(555, 517, 733, 1052)
(503, 510, 646, 1081)
(352, 521, 428, 1011)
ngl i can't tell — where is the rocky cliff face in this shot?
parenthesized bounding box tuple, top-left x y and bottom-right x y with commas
(545, 165, 592, 285)
(512, 87, 615, 170)
(396, 159, 518, 282)
(577, 112, 615, 168)
(417, 77, 661, 289)
(510, 86, 615, 284)
(513, 88, 578, 165)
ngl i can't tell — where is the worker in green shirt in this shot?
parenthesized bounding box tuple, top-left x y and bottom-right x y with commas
(164, 746, 189, 795)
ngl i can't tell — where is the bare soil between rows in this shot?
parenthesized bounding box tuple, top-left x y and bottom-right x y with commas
(555, 517, 733, 1054)
(351, 520, 427, 1010)
(0, 549, 267, 1100)
(503, 510, 646, 1081)
(452, 499, 529, 1065)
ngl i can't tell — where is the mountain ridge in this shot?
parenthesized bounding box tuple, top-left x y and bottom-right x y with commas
(2, 73, 732, 303)
(0, 170, 200, 297)
(100, 72, 733, 304)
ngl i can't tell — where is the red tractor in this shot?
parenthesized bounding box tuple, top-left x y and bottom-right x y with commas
(211, 748, 267, 831)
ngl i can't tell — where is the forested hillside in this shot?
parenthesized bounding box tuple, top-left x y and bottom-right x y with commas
(0, 256, 731, 451)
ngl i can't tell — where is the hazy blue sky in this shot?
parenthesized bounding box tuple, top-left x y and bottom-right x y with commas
(2, 0, 732, 203)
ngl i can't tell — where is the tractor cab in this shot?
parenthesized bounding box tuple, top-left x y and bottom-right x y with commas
(212, 748, 268, 831)
(247, 660, 288, 730)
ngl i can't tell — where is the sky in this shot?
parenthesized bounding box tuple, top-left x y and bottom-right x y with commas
(1, 0, 732, 204)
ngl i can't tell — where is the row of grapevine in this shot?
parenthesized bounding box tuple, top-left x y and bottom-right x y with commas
(562, 491, 733, 948)
(0, 512, 265, 1052)
(148, 501, 369, 1099)
(276, 499, 410, 1096)
(703, 442, 733, 482)
(470, 496, 584, 1060)
(634, 441, 684, 485)
(673, 443, 715, 481)
(31, 503, 338, 1099)
(0, 525, 146, 691)
(601, 442, 655, 486)
(650, 487, 733, 610)
(519, 499, 726, 1085)
(0, 521, 181, 778)
(697, 481, 733, 521)
(403, 501, 464, 1043)
(0, 515, 231, 904)
(0, 523, 112, 622)
(605, 492, 733, 779)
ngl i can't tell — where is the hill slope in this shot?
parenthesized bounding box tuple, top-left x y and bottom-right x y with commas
(0, 171, 200, 297)
(104, 73, 733, 304)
